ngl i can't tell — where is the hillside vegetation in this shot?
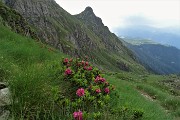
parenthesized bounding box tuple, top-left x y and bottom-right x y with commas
(0, 1, 180, 120)
(1, 22, 180, 120)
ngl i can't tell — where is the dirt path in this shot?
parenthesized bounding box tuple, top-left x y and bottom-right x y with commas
(137, 89, 155, 101)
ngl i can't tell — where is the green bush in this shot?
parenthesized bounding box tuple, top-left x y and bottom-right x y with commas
(58, 58, 116, 119)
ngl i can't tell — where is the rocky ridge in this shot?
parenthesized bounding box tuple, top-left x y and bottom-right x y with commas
(2, 0, 146, 72)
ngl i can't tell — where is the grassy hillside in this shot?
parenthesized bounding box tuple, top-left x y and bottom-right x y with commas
(1, 23, 179, 119)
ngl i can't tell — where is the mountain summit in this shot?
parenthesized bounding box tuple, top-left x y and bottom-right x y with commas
(76, 6, 104, 27)
(84, 6, 94, 13)
(2, 0, 146, 72)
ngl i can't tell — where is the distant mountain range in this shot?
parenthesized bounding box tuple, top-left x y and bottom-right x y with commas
(123, 38, 180, 74)
(115, 25, 180, 49)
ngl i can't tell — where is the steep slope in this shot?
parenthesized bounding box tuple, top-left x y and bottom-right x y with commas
(75, 7, 126, 52)
(0, 1, 39, 40)
(3, 0, 146, 72)
(123, 38, 180, 74)
(0, 21, 175, 120)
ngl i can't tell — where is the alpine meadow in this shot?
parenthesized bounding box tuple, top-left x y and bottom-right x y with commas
(0, 0, 180, 120)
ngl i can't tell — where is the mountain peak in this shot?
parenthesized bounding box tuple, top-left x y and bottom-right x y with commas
(84, 6, 93, 13)
(76, 6, 104, 26)
(82, 6, 95, 16)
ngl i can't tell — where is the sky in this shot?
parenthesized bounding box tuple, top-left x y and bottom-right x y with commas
(55, 0, 180, 31)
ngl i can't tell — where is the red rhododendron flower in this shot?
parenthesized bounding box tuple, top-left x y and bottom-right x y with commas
(87, 66, 93, 71)
(85, 62, 88, 66)
(96, 89, 101, 93)
(104, 87, 110, 94)
(63, 58, 68, 63)
(65, 68, 72, 75)
(76, 88, 85, 97)
(95, 76, 106, 83)
(73, 110, 83, 120)
(100, 77, 106, 82)
(84, 66, 87, 70)
(95, 76, 100, 83)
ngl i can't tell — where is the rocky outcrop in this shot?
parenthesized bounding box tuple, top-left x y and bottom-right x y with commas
(4, 0, 98, 56)
(0, 83, 11, 120)
(3, 0, 146, 72)
(75, 7, 132, 54)
(0, 2, 39, 40)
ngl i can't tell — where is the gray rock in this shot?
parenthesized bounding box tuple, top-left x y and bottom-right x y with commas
(0, 110, 10, 120)
(0, 88, 11, 107)
(0, 82, 7, 90)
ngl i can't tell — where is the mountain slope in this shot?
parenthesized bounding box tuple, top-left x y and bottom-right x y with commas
(123, 38, 180, 74)
(0, 19, 175, 120)
(2, 0, 146, 72)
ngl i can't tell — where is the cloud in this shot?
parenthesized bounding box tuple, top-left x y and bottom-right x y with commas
(121, 15, 155, 27)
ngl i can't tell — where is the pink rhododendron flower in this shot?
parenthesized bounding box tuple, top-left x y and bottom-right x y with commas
(76, 88, 85, 97)
(73, 110, 83, 120)
(96, 89, 101, 93)
(100, 77, 106, 82)
(83, 66, 87, 70)
(65, 68, 72, 75)
(85, 62, 88, 66)
(104, 87, 110, 94)
(87, 66, 93, 71)
(95, 76, 106, 83)
(95, 76, 100, 83)
(63, 58, 68, 63)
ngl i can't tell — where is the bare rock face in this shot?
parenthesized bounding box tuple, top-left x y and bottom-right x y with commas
(5, 0, 62, 47)
(4, 0, 97, 56)
(3, 0, 145, 72)
(0, 87, 11, 120)
(0, 88, 11, 107)
(75, 6, 128, 52)
(0, 83, 6, 90)
(0, 110, 10, 120)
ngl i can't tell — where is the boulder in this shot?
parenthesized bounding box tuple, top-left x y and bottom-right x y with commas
(0, 88, 11, 107)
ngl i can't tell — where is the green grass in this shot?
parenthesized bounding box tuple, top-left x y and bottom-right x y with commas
(106, 75, 173, 120)
(0, 23, 179, 119)
(0, 24, 67, 119)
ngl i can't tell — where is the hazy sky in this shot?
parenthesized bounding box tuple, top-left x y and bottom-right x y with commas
(55, 0, 180, 31)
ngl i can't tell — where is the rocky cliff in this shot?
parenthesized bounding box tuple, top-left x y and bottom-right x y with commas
(3, 0, 146, 72)
(75, 6, 132, 54)
(0, 1, 39, 40)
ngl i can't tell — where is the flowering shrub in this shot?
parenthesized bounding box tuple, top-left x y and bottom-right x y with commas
(64, 68, 72, 75)
(76, 88, 85, 97)
(73, 110, 83, 120)
(104, 87, 110, 94)
(61, 57, 115, 119)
